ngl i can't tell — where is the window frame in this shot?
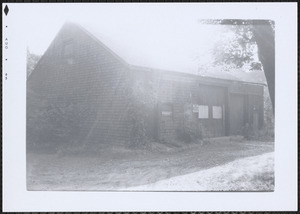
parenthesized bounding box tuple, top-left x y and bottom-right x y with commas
(62, 42, 74, 58)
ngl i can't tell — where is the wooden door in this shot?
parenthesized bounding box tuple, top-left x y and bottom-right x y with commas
(210, 105, 226, 137)
(230, 94, 244, 135)
(159, 103, 174, 141)
(253, 111, 259, 132)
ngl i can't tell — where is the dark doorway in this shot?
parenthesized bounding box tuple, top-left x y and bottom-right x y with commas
(229, 94, 244, 135)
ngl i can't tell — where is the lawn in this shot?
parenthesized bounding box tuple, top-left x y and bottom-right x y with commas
(27, 137, 274, 191)
(124, 152, 274, 191)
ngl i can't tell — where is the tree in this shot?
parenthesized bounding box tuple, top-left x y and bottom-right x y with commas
(212, 24, 259, 69)
(251, 21, 275, 112)
(199, 19, 275, 111)
(126, 77, 158, 146)
(27, 49, 41, 79)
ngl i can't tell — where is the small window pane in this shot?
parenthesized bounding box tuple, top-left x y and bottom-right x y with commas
(198, 105, 209, 119)
(213, 106, 222, 119)
(63, 43, 73, 57)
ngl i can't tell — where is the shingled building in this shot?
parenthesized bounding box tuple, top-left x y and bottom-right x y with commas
(27, 22, 265, 148)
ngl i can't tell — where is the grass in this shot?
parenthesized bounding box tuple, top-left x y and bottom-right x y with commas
(27, 137, 274, 191)
(126, 152, 274, 191)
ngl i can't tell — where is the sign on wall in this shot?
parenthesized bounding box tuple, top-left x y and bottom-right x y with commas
(193, 104, 199, 112)
(162, 111, 172, 116)
(198, 105, 209, 119)
(213, 106, 223, 119)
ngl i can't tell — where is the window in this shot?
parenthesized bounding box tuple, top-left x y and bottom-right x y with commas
(63, 43, 73, 57)
(198, 105, 209, 119)
(213, 106, 222, 119)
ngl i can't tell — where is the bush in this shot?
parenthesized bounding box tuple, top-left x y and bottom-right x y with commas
(177, 120, 203, 143)
(127, 103, 148, 147)
(243, 123, 274, 141)
(243, 87, 274, 142)
(126, 78, 158, 147)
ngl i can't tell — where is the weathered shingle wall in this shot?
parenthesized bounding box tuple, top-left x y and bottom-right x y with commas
(130, 69, 265, 142)
(27, 23, 132, 147)
(157, 74, 228, 140)
(27, 23, 265, 148)
(130, 69, 228, 142)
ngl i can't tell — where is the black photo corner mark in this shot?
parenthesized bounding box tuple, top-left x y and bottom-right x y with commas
(4, 5, 9, 16)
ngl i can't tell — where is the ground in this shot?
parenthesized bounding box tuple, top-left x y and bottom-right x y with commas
(124, 152, 274, 191)
(27, 137, 274, 191)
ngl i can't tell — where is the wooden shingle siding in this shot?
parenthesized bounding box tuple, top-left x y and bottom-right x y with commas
(27, 22, 266, 148)
(27, 23, 132, 146)
(129, 68, 265, 142)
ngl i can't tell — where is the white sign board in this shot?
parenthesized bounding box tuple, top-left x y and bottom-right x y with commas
(162, 111, 172, 116)
(198, 105, 209, 119)
(212, 106, 222, 119)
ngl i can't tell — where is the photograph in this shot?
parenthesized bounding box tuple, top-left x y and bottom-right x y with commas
(2, 2, 297, 212)
(26, 5, 275, 191)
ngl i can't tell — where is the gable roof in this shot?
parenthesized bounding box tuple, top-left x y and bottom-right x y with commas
(48, 22, 266, 85)
(199, 68, 267, 85)
(73, 21, 216, 74)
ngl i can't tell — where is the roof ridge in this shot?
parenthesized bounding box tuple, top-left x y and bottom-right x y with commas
(71, 22, 129, 67)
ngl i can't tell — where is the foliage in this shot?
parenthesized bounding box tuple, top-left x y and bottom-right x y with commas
(27, 49, 41, 79)
(242, 87, 274, 142)
(126, 77, 158, 146)
(198, 19, 275, 71)
(250, 61, 263, 71)
(199, 19, 274, 33)
(127, 103, 148, 146)
(177, 104, 203, 143)
(243, 125, 274, 142)
(242, 123, 254, 141)
(212, 25, 261, 70)
(199, 19, 275, 110)
(176, 123, 203, 144)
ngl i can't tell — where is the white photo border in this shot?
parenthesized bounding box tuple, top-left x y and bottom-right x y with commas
(2, 2, 298, 212)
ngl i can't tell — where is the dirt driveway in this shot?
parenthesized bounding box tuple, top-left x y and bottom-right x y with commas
(27, 137, 274, 191)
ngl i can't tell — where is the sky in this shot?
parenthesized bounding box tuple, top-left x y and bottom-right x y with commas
(13, 3, 232, 73)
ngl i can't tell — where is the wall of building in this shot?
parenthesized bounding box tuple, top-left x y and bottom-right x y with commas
(131, 69, 265, 143)
(228, 82, 264, 135)
(130, 70, 231, 143)
(27, 23, 133, 148)
(157, 73, 228, 141)
(27, 23, 265, 149)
